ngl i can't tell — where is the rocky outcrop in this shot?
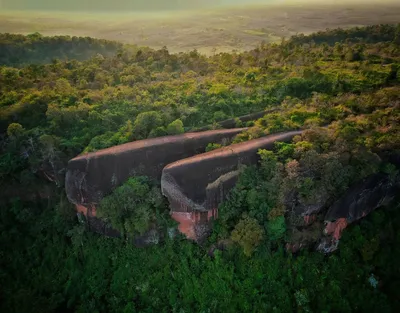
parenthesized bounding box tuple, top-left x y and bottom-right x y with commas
(65, 128, 246, 209)
(325, 174, 396, 224)
(317, 173, 398, 253)
(65, 128, 246, 239)
(65, 121, 399, 250)
(161, 130, 302, 240)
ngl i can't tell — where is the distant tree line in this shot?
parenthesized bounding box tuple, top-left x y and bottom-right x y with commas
(0, 33, 122, 67)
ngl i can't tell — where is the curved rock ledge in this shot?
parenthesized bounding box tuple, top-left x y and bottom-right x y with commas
(65, 128, 246, 208)
(161, 130, 302, 240)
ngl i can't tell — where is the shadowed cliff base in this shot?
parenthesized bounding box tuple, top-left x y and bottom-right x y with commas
(65, 128, 303, 242)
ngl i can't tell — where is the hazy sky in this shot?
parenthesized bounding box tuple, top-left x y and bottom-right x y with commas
(1, 0, 390, 11)
(0, 0, 277, 11)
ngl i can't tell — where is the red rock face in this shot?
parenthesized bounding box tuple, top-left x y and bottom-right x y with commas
(77, 198, 219, 241)
(171, 208, 218, 240)
(324, 218, 348, 240)
(303, 214, 317, 225)
(76, 204, 88, 215)
(76, 204, 97, 217)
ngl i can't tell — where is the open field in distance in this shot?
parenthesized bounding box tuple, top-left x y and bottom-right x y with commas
(1, 1, 400, 54)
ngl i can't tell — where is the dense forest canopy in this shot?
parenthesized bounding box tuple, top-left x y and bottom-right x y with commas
(0, 24, 399, 312)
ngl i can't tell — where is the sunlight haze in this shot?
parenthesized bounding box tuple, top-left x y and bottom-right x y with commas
(1, 0, 399, 54)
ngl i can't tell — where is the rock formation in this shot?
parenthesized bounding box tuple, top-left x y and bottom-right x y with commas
(64, 124, 399, 251)
(161, 130, 302, 240)
(325, 173, 396, 225)
(66, 128, 246, 207)
(318, 173, 398, 253)
(65, 128, 246, 235)
(285, 173, 399, 254)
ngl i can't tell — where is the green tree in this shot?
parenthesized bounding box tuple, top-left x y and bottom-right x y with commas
(7, 123, 25, 138)
(231, 214, 264, 256)
(345, 49, 362, 62)
(266, 216, 286, 241)
(149, 126, 168, 138)
(206, 143, 222, 152)
(166, 119, 184, 135)
(97, 177, 164, 236)
(133, 111, 163, 139)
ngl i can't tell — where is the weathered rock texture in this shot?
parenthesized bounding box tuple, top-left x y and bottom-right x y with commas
(65, 122, 399, 250)
(325, 174, 396, 224)
(65, 128, 246, 238)
(317, 173, 398, 253)
(161, 130, 302, 240)
(65, 128, 246, 208)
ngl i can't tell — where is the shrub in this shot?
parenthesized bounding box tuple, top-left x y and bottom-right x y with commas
(231, 214, 264, 256)
(166, 119, 184, 135)
(206, 143, 222, 152)
(7, 123, 24, 138)
(266, 216, 286, 241)
(97, 177, 164, 236)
